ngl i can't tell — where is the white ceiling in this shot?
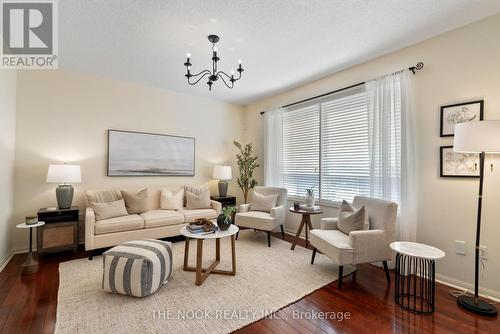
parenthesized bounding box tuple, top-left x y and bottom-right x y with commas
(59, 0, 500, 105)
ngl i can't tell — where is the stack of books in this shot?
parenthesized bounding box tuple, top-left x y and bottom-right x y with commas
(299, 204, 321, 212)
(187, 223, 218, 235)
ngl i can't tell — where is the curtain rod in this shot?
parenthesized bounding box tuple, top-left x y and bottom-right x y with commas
(260, 62, 424, 114)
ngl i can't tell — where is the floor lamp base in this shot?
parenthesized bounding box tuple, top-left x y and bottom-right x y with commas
(457, 295, 497, 317)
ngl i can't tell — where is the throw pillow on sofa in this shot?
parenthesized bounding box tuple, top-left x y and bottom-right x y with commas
(91, 199, 129, 221)
(186, 190, 211, 209)
(337, 200, 368, 235)
(160, 188, 184, 210)
(251, 192, 278, 213)
(121, 188, 148, 214)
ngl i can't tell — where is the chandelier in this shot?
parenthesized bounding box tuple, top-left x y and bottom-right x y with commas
(184, 35, 244, 90)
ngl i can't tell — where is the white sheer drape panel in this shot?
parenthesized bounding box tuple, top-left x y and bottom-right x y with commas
(264, 108, 284, 187)
(366, 70, 416, 241)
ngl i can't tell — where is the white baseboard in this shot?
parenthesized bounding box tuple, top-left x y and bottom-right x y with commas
(435, 274, 500, 302)
(0, 247, 28, 273)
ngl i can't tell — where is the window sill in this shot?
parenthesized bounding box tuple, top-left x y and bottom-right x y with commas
(286, 196, 341, 209)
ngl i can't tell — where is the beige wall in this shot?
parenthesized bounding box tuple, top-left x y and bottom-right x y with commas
(0, 70, 17, 269)
(13, 70, 245, 248)
(244, 14, 500, 296)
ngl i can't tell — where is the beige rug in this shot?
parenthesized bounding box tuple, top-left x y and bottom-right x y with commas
(56, 230, 352, 334)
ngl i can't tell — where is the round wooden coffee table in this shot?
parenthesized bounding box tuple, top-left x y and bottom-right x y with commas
(180, 224, 239, 286)
(289, 207, 323, 250)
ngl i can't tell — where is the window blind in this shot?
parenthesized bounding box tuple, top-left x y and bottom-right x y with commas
(320, 88, 370, 202)
(282, 104, 320, 198)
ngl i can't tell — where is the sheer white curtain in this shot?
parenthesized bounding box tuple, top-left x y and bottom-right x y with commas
(366, 70, 416, 241)
(264, 108, 284, 187)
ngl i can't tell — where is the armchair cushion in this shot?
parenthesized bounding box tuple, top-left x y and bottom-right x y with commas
(310, 229, 354, 265)
(251, 191, 279, 213)
(337, 200, 368, 234)
(235, 211, 276, 231)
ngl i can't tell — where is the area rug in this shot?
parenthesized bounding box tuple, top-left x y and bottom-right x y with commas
(56, 230, 353, 334)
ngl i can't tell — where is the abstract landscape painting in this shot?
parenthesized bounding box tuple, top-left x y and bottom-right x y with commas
(108, 130, 195, 176)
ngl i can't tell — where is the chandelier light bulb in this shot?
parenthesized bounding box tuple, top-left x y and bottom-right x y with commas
(213, 46, 217, 52)
(231, 70, 235, 75)
(186, 53, 191, 58)
(238, 59, 242, 64)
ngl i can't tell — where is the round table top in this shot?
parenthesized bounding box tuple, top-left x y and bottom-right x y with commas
(180, 223, 239, 240)
(390, 241, 445, 260)
(289, 207, 323, 215)
(16, 222, 45, 229)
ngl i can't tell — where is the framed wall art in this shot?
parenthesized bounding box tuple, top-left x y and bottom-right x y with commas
(440, 100, 483, 137)
(107, 130, 195, 176)
(440, 146, 479, 178)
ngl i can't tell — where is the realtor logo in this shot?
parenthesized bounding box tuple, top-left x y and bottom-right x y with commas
(1, 0, 58, 69)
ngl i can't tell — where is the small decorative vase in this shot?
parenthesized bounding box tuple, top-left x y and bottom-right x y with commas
(217, 214, 231, 231)
(305, 196, 315, 207)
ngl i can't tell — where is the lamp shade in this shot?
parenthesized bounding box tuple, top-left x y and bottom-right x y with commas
(46, 164, 81, 183)
(213, 165, 232, 180)
(454, 121, 500, 153)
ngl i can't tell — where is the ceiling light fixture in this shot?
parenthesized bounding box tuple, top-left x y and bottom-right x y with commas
(184, 35, 244, 91)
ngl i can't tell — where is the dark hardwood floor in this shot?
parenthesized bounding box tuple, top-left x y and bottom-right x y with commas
(0, 233, 498, 334)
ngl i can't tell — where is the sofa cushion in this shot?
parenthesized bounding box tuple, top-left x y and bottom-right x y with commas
(91, 199, 129, 221)
(185, 190, 211, 209)
(235, 211, 276, 231)
(87, 190, 122, 205)
(160, 188, 184, 210)
(179, 208, 218, 222)
(121, 188, 148, 214)
(140, 210, 185, 228)
(95, 214, 144, 235)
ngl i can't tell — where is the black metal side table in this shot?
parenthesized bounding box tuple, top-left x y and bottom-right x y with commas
(390, 241, 445, 314)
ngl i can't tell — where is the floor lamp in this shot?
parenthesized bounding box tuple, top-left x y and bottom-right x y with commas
(454, 120, 500, 317)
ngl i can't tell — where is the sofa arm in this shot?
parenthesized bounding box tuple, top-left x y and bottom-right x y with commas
(321, 218, 339, 230)
(238, 203, 251, 213)
(270, 205, 286, 226)
(210, 200, 222, 214)
(349, 229, 389, 263)
(85, 207, 96, 251)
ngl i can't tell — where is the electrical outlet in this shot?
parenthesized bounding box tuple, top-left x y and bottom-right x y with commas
(479, 245, 488, 260)
(455, 240, 466, 255)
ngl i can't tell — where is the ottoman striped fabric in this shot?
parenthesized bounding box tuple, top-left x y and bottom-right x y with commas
(102, 239, 173, 297)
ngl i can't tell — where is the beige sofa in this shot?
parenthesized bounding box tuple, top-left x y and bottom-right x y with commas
(85, 186, 222, 257)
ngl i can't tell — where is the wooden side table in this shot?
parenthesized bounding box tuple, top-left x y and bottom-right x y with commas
(37, 207, 79, 253)
(180, 224, 239, 286)
(210, 195, 236, 209)
(16, 222, 45, 275)
(289, 207, 323, 250)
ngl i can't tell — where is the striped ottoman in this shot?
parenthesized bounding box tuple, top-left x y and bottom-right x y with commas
(102, 239, 173, 297)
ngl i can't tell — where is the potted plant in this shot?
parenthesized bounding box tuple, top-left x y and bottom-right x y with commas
(305, 186, 315, 207)
(233, 141, 259, 203)
(217, 206, 237, 231)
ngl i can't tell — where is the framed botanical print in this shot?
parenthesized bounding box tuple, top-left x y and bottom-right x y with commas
(440, 100, 483, 137)
(440, 146, 480, 178)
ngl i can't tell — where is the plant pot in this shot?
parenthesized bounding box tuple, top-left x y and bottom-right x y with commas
(305, 196, 315, 207)
(217, 214, 232, 231)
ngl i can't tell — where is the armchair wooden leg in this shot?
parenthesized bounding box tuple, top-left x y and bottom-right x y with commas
(267, 231, 271, 247)
(280, 225, 285, 240)
(338, 266, 344, 290)
(88, 250, 94, 261)
(382, 261, 391, 285)
(235, 231, 239, 240)
(311, 248, 317, 264)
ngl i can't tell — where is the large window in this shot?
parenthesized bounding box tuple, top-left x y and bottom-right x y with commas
(282, 85, 370, 202)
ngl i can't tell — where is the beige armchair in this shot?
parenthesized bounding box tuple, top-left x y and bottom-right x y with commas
(310, 196, 398, 289)
(235, 186, 287, 247)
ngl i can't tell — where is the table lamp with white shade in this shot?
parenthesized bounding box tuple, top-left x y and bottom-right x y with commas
(46, 164, 81, 209)
(213, 165, 232, 197)
(454, 120, 500, 317)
